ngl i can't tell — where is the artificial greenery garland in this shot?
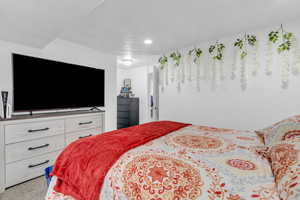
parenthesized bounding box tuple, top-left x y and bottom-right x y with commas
(187, 48, 203, 90)
(208, 42, 225, 90)
(188, 49, 194, 56)
(268, 26, 293, 53)
(158, 55, 169, 89)
(157, 24, 299, 91)
(188, 48, 203, 64)
(233, 34, 257, 59)
(170, 51, 182, 66)
(158, 56, 168, 70)
(194, 48, 203, 63)
(267, 24, 298, 88)
(209, 42, 225, 61)
(232, 34, 259, 90)
(186, 49, 195, 82)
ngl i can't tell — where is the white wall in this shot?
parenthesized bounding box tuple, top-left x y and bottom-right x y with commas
(0, 39, 117, 131)
(117, 66, 151, 124)
(160, 21, 300, 130)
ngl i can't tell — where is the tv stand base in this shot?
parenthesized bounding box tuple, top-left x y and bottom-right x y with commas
(90, 107, 103, 112)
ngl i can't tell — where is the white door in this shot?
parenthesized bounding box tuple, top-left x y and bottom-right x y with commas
(147, 66, 159, 121)
(153, 66, 159, 121)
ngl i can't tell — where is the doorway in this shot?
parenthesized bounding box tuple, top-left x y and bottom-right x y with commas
(147, 66, 159, 121)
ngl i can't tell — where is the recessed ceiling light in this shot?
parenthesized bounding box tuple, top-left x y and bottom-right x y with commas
(122, 59, 133, 66)
(144, 39, 153, 45)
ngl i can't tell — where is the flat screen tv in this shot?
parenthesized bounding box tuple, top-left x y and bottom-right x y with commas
(12, 53, 105, 112)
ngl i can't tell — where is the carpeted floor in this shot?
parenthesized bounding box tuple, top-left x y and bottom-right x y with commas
(0, 177, 47, 200)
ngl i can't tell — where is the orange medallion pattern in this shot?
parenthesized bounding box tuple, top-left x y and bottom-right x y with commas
(236, 136, 255, 141)
(121, 154, 203, 200)
(173, 135, 222, 149)
(165, 133, 236, 154)
(282, 130, 300, 140)
(47, 125, 281, 200)
(226, 159, 257, 170)
(195, 126, 234, 133)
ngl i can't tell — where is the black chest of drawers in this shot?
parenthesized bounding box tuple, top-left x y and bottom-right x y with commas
(117, 97, 139, 129)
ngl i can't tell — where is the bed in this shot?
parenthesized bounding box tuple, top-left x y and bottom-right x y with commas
(45, 117, 300, 200)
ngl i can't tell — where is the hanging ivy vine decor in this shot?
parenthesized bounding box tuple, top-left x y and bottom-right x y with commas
(234, 38, 245, 58)
(158, 56, 168, 91)
(233, 34, 257, 59)
(209, 42, 225, 61)
(158, 55, 169, 88)
(268, 30, 292, 53)
(186, 49, 195, 82)
(208, 42, 225, 90)
(193, 48, 203, 63)
(195, 48, 203, 91)
(188, 49, 194, 56)
(169, 51, 182, 89)
(187, 48, 203, 90)
(170, 51, 182, 67)
(291, 35, 300, 75)
(158, 56, 168, 70)
(267, 24, 299, 88)
(156, 24, 300, 92)
(232, 34, 258, 90)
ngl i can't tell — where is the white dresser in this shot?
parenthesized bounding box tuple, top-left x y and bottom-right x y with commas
(0, 111, 105, 192)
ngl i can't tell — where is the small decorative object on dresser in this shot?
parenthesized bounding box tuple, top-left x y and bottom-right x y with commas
(120, 78, 134, 98)
(1, 91, 8, 119)
(124, 78, 131, 88)
(117, 96, 139, 129)
(0, 110, 105, 192)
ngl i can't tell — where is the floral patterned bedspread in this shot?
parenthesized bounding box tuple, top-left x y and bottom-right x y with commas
(46, 125, 279, 200)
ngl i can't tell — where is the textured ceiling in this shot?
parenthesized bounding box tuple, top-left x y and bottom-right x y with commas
(0, 0, 104, 47)
(1, 0, 300, 67)
(60, 0, 300, 56)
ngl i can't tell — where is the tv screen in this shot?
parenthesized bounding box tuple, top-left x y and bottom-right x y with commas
(12, 53, 105, 112)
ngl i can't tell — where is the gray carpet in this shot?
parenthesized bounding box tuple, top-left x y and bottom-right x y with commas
(0, 177, 47, 200)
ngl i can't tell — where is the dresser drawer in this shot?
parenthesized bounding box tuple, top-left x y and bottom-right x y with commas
(65, 115, 102, 133)
(5, 151, 59, 187)
(117, 111, 129, 118)
(117, 118, 129, 125)
(5, 120, 65, 144)
(118, 98, 130, 105)
(5, 135, 65, 164)
(117, 124, 129, 129)
(118, 105, 129, 112)
(65, 128, 103, 145)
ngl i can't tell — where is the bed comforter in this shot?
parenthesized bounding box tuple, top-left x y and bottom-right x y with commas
(46, 123, 279, 200)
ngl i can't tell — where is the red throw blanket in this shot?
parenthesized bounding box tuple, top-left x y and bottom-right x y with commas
(52, 121, 190, 200)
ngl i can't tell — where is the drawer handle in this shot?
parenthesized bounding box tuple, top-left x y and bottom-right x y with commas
(79, 121, 93, 125)
(79, 134, 92, 139)
(28, 144, 50, 151)
(28, 127, 50, 133)
(28, 160, 50, 168)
